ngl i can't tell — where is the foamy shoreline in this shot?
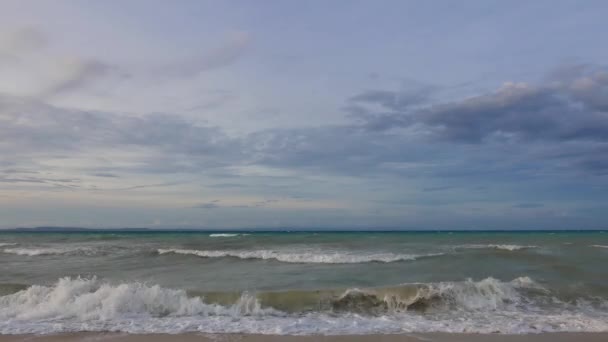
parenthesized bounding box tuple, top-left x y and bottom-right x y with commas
(1, 332, 608, 342)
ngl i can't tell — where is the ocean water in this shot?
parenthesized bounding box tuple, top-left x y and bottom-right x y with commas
(1, 230, 608, 335)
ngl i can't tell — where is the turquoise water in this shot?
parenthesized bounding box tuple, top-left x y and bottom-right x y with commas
(1, 231, 608, 334)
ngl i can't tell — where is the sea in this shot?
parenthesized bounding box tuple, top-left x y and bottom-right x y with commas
(1, 230, 607, 335)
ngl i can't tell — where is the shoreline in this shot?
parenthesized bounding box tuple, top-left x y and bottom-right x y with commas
(1, 333, 608, 342)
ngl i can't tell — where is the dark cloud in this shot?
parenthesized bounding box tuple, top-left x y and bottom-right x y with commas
(193, 200, 221, 209)
(251, 199, 278, 207)
(91, 173, 119, 178)
(2, 65, 607, 190)
(354, 66, 608, 144)
(539, 142, 608, 176)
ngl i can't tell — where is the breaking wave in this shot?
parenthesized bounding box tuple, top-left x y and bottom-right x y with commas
(327, 276, 551, 314)
(209, 233, 241, 237)
(157, 248, 442, 264)
(1, 246, 94, 256)
(591, 245, 608, 249)
(1, 276, 608, 335)
(0, 277, 278, 334)
(0, 243, 17, 247)
(459, 244, 537, 251)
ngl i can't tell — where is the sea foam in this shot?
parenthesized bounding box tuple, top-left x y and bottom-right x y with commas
(1, 247, 93, 256)
(2, 276, 608, 335)
(459, 244, 537, 251)
(157, 248, 441, 264)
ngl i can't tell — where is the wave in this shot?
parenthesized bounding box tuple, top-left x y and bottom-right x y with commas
(0, 243, 17, 247)
(1, 246, 93, 256)
(459, 244, 537, 251)
(209, 233, 240, 237)
(2, 276, 607, 335)
(330, 277, 539, 314)
(0, 277, 276, 322)
(591, 245, 608, 249)
(157, 248, 442, 264)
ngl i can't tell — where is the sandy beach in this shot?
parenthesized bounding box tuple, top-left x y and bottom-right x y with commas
(2, 333, 607, 342)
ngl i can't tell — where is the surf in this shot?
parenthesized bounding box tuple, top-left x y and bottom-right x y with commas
(2, 276, 608, 335)
(156, 248, 443, 264)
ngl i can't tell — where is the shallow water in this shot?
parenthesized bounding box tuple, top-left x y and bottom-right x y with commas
(1, 231, 607, 334)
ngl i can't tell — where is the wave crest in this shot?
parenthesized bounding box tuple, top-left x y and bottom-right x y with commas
(2, 276, 607, 334)
(209, 233, 240, 237)
(0, 277, 275, 322)
(157, 248, 441, 264)
(459, 244, 537, 251)
(1, 247, 93, 256)
(331, 276, 545, 314)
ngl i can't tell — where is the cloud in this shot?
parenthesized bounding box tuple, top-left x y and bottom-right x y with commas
(0, 175, 81, 190)
(354, 66, 608, 144)
(193, 200, 221, 209)
(0, 94, 230, 153)
(0, 27, 126, 101)
(91, 172, 119, 178)
(346, 87, 433, 131)
(192, 199, 278, 209)
(2, 63, 607, 204)
(251, 199, 278, 207)
(0, 93, 241, 175)
(159, 31, 251, 78)
(1, 27, 247, 103)
(349, 87, 431, 112)
(113, 181, 184, 191)
(39, 59, 124, 98)
(0, 27, 47, 62)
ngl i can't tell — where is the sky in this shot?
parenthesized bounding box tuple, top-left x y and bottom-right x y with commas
(1, 0, 607, 230)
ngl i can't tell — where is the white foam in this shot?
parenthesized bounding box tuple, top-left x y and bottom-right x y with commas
(1, 277, 607, 335)
(591, 245, 608, 249)
(460, 244, 537, 251)
(0, 243, 17, 247)
(2, 246, 93, 256)
(0, 277, 277, 326)
(390, 277, 537, 311)
(157, 248, 441, 264)
(209, 234, 240, 237)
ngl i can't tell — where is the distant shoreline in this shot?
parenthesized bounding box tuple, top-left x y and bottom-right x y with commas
(0, 227, 606, 233)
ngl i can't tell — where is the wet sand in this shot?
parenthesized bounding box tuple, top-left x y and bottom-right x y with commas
(1, 333, 607, 342)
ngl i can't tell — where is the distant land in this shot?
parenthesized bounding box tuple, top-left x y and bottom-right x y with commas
(0, 227, 606, 233)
